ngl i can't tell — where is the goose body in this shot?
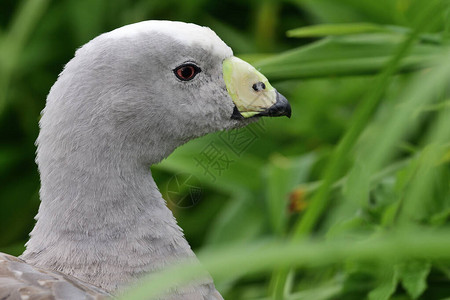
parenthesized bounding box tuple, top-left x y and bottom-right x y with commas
(0, 21, 290, 299)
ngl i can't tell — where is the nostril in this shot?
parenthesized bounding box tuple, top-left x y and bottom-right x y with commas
(252, 82, 266, 91)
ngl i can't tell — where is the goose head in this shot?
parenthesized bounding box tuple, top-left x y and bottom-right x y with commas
(39, 21, 291, 168)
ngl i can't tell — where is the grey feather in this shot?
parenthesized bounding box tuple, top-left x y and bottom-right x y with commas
(0, 20, 257, 299)
(0, 252, 111, 299)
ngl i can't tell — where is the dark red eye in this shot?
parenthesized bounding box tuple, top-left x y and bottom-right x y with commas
(174, 64, 201, 81)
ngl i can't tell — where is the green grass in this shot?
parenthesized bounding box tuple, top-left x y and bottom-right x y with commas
(0, 0, 449, 299)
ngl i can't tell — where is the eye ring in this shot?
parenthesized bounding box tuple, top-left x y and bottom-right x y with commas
(174, 63, 201, 81)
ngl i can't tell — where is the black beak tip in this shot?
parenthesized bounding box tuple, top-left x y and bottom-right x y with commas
(276, 91, 291, 118)
(256, 91, 292, 118)
(285, 102, 292, 118)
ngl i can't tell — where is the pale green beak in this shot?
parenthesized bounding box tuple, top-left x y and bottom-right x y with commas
(223, 56, 291, 119)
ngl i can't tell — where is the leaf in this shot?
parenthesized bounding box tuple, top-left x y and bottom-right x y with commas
(287, 23, 442, 44)
(326, 214, 373, 240)
(255, 34, 441, 80)
(397, 260, 431, 299)
(380, 202, 400, 227)
(343, 160, 371, 207)
(288, 282, 342, 300)
(368, 266, 398, 300)
(204, 192, 264, 246)
(287, 23, 385, 37)
(264, 152, 317, 235)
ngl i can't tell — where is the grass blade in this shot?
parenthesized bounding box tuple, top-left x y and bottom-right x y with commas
(119, 230, 450, 300)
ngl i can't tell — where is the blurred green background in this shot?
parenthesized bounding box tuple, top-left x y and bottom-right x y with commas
(1, 0, 449, 299)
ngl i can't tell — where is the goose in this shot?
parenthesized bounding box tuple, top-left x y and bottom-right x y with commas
(0, 20, 291, 299)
